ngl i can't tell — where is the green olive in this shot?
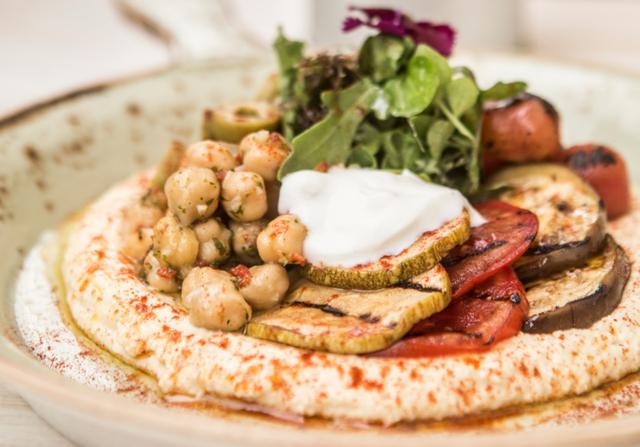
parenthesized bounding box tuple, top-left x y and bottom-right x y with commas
(150, 141, 185, 190)
(203, 101, 281, 143)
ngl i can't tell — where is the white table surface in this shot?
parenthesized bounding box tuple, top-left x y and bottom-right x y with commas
(0, 384, 74, 447)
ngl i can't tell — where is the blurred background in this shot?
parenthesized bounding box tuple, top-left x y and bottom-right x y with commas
(2, 0, 640, 116)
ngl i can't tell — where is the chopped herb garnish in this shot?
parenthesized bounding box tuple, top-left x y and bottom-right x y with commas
(213, 238, 227, 256)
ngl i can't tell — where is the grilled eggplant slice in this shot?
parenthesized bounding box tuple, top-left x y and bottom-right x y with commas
(303, 211, 470, 290)
(523, 235, 630, 333)
(247, 265, 451, 354)
(488, 164, 606, 281)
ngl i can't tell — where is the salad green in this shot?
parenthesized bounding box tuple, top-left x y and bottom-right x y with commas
(274, 19, 526, 194)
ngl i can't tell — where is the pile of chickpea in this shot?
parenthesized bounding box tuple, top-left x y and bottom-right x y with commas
(124, 130, 308, 332)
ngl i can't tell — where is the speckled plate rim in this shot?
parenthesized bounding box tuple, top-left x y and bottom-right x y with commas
(1, 53, 640, 447)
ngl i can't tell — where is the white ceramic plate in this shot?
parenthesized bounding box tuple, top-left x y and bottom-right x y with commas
(1, 54, 640, 447)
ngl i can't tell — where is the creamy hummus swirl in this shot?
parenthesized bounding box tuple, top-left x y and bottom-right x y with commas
(62, 172, 640, 424)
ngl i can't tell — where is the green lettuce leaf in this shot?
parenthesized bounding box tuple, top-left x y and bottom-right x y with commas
(383, 44, 451, 118)
(481, 81, 527, 102)
(358, 34, 414, 83)
(278, 80, 382, 179)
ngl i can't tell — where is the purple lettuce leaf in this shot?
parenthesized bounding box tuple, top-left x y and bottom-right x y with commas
(342, 6, 456, 56)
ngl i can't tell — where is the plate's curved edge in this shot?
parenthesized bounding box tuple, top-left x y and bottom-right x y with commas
(0, 56, 269, 132)
(4, 343, 640, 447)
(2, 50, 639, 133)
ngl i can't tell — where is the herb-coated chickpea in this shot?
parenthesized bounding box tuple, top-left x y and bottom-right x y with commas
(239, 264, 290, 311)
(221, 171, 268, 222)
(193, 218, 232, 265)
(152, 213, 199, 268)
(184, 278, 251, 331)
(181, 266, 233, 301)
(229, 219, 267, 265)
(256, 214, 307, 265)
(185, 140, 237, 174)
(164, 167, 220, 226)
(143, 251, 178, 293)
(123, 227, 154, 261)
(121, 202, 163, 260)
(238, 131, 291, 182)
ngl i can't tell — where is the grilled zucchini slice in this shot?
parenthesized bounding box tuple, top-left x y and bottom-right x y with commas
(523, 235, 630, 333)
(247, 265, 451, 354)
(302, 211, 470, 290)
(488, 164, 606, 281)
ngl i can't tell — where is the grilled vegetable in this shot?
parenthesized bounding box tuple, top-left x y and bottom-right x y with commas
(488, 164, 606, 282)
(523, 235, 630, 333)
(372, 267, 528, 358)
(303, 211, 470, 290)
(444, 200, 538, 298)
(247, 265, 451, 354)
(481, 93, 561, 163)
(558, 144, 632, 219)
(202, 101, 280, 143)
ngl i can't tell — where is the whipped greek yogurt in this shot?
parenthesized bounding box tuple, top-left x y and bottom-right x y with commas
(279, 168, 484, 267)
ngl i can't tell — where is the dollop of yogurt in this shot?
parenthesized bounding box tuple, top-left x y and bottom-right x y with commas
(278, 168, 484, 267)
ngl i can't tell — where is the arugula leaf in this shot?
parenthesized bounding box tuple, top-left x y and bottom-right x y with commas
(446, 76, 479, 117)
(353, 121, 382, 156)
(273, 27, 304, 75)
(481, 81, 527, 102)
(358, 35, 414, 83)
(380, 129, 421, 170)
(427, 120, 455, 160)
(383, 44, 449, 118)
(408, 114, 434, 139)
(348, 147, 378, 168)
(278, 80, 382, 179)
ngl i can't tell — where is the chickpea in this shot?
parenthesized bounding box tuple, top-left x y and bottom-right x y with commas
(143, 251, 178, 293)
(123, 227, 154, 260)
(239, 264, 290, 311)
(121, 203, 163, 260)
(165, 167, 220, 226)
(256, 214, 307, 265)
(181, 266, 233, 302)
(193, 218, 231, 265)
(184, 278, 251, 331)
(185, 140, 237, 174)
(221, 171, 268, 222)
(238, 131, 291, 182)
(152, 213, 199, 268)
(230, 220, 266, 265)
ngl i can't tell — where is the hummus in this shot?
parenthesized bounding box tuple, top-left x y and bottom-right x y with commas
(62, 172, 640, 425)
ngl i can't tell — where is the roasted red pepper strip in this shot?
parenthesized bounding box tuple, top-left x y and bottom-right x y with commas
(372, 267, 528, 358)
(444, 200, 538, 298)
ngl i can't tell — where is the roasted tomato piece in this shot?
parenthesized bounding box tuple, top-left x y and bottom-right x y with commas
(373, 268, 528, 358)
(444, 200, 538, 298)
(481, 93, 562, 163)
(557, 144, 631, 219)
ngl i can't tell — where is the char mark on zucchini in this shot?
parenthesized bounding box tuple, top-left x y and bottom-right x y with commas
(396, 281, 442, 293)
(247, 266, 452, 354)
